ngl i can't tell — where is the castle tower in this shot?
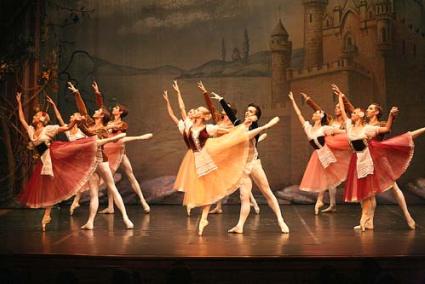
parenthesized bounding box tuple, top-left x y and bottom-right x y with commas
(303, 0, 328, 68)
(270, 19, 292, 105)
(375, 0, 393, 53)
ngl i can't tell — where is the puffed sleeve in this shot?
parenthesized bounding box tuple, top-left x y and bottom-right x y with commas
(364, 125, 380, 139)
(178, 120, 185, 134)
(303, 121, 312, 137)
(44, 125, 60, 138)
(206, 124, 219, 136)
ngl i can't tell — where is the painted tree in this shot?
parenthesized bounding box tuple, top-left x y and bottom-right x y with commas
(242, 28, 250, 63)
(221, 38, 226, 62)
(232, 48, 241, 62)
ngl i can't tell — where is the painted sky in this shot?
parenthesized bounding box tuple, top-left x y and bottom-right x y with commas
(70, 0, 304, 69)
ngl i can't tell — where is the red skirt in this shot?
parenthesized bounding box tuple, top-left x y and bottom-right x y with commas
(18, 137, 98, 208)
(344, 133, 414, 202)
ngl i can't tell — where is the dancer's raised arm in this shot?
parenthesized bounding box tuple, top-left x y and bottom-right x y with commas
(300, 92, 322, 112)
(333, 85, 349, 122)
(162, 90, 179, 125)
(288, 92, 306, 126)
(67, 82, 89, 117)
(376, 107, 398, 134)
(198, 81, 220, 123)
(16, 92, 29, 131)
(210, 92, 240, 125)
(46, 96, 65, 126)
(91, 81, 103, 108)
(172, 80, 187, 120)
(331, 84, 355, 114)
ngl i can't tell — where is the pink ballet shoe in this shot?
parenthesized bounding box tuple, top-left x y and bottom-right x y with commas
(228, 225, 243, 234)
(198, 220, 209, 236)
(209, 207, 223, 214)
(314, 201, 324, 215)
(99, 208, 114, 214)
(41, 216, 51, 232)
(321, 205, 336, 213)
(70, 203, 80, 216)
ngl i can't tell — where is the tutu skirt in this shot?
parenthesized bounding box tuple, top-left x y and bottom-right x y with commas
(174, 125, 249, 209)
(300, 134, 352, 192)
(18, 137, 98, 208)
(103, 140, 125, 173)
(344, 132, 414, 202)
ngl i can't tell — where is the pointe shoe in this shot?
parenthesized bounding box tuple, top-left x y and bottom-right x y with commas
(186, 207, 191, 217)
(209, 207, 223, 214)
(228, 225, 243, 234)
(407, 218, 416, 230)
(198, 220, 209, 236)
(124, 218, 134, 229)
(70, 203, 80, 216)
(321, 205, 336, 213)
(41, 216, 52, 232)
(314, 201, 324, 215)
(252, 204, 260, 215)
(278, 219, 290, 234)
(99, 208, 114, 214)
(81, 223, 94, 230)
(354, 223, 374, 231)
(142, 203, 151, 214)
(264, 117, 280, 129)
(139, 133, 153, 140)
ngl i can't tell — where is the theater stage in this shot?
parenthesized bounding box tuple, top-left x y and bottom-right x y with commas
(1, 205, 425, 283)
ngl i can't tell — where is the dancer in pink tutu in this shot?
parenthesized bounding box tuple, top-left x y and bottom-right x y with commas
(16, 92, 123, 231)
(334, 85, 425, 231)
(332, 85, 416, 229)
(289, 92, 351, 215)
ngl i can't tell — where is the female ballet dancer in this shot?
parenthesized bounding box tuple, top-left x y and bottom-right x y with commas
(16, 92, 124, 231)
(67, 81, 134, 229)
(165, 84, 280, 235)
(335, 87, 425, 231)
(197, 81, 261, 215)
(82, 82, 152, 215)
(332, 85, 416, 229)
(209, 92, 289, 234)
(289, 92, 351, 215)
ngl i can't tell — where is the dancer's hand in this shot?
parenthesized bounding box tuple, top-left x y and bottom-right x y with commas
(288, 91, 294, 101)
(46, 95, 56, 106)
(16, 92, 22, 104)
(390, 106, 399, 117)
(299, 92, 309, 101)
(67, 82, 78, 93)
(91, 81, 100, 93)
(162, 90, 169, 101)
(210, 92, 223, 101)
(331, 84, 343, 96)
(172, 80, 180, 93)
(197, 81, 207, 93)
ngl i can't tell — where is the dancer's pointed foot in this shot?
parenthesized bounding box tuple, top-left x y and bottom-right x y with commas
(252, 204, 260, 215)
(321, 205, 336, 213)
(142, 202, 150, 214)
(99, 208, 114, 214)
(198, 220, 209, 236)
(186, 207, 191, 217)
(407, 218, 416, 230)
(81, 222, 94, 230)
(263, 117, 280, 129)
(228, 225, 243, 234)
(70, 203, 80, 216)
(278, 218, 290, 234)
(314, 201, 324, 215)
(209, 207, 223, 214)
(41, 216, 51, 232)
(354, 224, 374, 231)
(124, 218, 134, 229)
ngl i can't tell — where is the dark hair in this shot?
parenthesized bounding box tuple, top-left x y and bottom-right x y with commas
(248, 103, 262, 119)
(321, 112, 328, 125)
(101, 106, 111, 125)
(116, 104, 128, 118)
(370, 103, 383, 119)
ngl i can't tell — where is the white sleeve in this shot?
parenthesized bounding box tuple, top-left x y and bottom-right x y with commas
(44, 125, 60, 138)
(64, 131, 71, 141)
(345, 119, 352, 133)
(26, 126, 35, 141)
(177, 120, 185, 135)
(365, 125, 380, 138)
(303, 121, 312, 138)
(323, 125, 335, 136)
(206, 124, 219, 136)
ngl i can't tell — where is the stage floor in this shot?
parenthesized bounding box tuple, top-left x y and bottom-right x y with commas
(1, 204, 425, 258)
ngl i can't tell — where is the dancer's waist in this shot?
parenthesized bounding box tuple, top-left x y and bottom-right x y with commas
(349, 139, 368, 152)
(309, 136, 325, 150)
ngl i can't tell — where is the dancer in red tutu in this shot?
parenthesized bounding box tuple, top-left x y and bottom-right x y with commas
(333, 85, 416, 229)
(334, 85, 425, 231)
(16, 92, 123, 231)
(289, 92, 351, 215)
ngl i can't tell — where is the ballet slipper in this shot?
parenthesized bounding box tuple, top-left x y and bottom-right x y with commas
(209, 207, 223, 214)
(41, 216, 52, 232)
(186, 207, 191, 217)
(228, 225, 243, 234)
(99, 208, 114, 214)
(278, 218, 290, 234)
(314, 200, 324, 215)
(251, 203, 260, 215)
(407, 218, 416, 230)
(142, 202, 150, 214)
(321, 205, 336, 213)
(81, 222, 94, 230)
(69, 202, 80, 216)
(198, 220, 209, 236)
(124, 218, 134, 229)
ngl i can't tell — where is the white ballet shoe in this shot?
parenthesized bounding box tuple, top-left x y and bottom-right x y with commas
(228, 225, 243, 234)
(41, 216, 52, 232)
(198, 220, 209, 236)
(124, 218, 134, 229)
(99, 208, 114, 214)
(209, 207, 223, 214)
(142, 203, 150, 214)
(252, 204, 260, 215)
(186, 207, 191, 217)
(321, 205, 336, 213)
(81, 222, 94, 230)
(70, 203, 80, 216)
(314, 201, 324, 215)
(407, 218, 416, 230)
(278, 219, 290, 234)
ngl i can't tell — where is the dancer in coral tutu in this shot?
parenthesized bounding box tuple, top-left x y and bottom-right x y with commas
(16, 92, 123, 231)
(332, 85, 416, 229)
(209, 92, 289, 234)
(165, 83, 279, 235)
(289, 92, 351, 215)
(197, 81, 261, 215)
(335, 86, 425, 231)
(67, 81, 134, 230)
